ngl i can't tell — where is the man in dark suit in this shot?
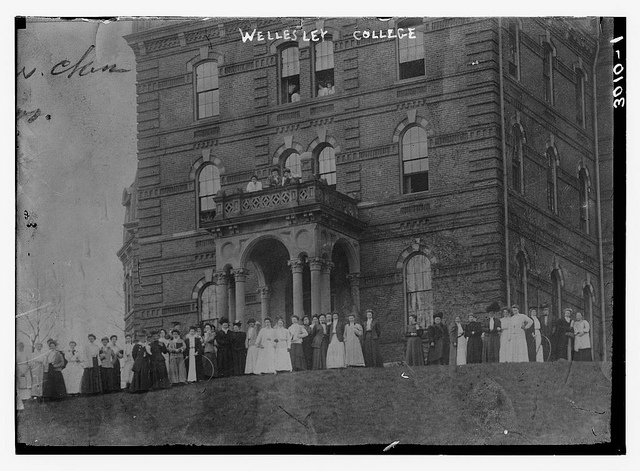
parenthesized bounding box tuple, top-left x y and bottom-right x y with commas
(266, 167, 281, 188)
(465, 314, 483, 363)
(425, 313, 449, 365)
(215, 318, 234, 377)
(282, 168, 299, 187)
(230, 320, 246, 376)
(363, 309, 383, 367)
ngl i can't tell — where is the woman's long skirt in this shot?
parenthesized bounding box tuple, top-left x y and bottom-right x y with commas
(112, 358, 122, 390)
(254, 347, 276, 375)
(405, 337, 424, 366)
(122, 360, 134, 388)
(43, 367, 67, 400)
(312, 341, 328, 370)
(151, 361, 171, 389)
(456, 336, 468, 366)
(345, 335, 365, 367)
(62, 362, 83, 394)
(81, 358, 103, 394)
(289, 343, 307, 371)
(302, 337, 313, 370)
(326, 335, 346, 369)
(129, 360, 152, 393)
(168, 354, 187, 384)
(274, 345, 292, 372)
(245, 346, 259, 374)
(203, 351, 216, 379)
(574, 348, 592, 362)
(100, 367, 116, 393)
(363, 332, 383, 367)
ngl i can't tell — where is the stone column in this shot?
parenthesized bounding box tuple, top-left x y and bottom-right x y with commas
(309, 258, 324, 319)
(347, 272, 361, 316)
(233, 268, 249, 327)
(214, 272, 229, 322)
(288, 258, 305, 319)
(258, 286, 269, 322)
(320, 261, 333, 315)
(228, 278, 236, 324)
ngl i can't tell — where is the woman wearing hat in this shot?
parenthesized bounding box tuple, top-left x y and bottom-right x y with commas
(129, 330, 153, 393)
(553, 308, 574, 361)
(506, 305, 533, 362)
(42, 339, 67, 400)
(167, 329, 187, 384)
(572, 312, 592, 361)
(274, 317, 293, 372)
(202, 323, 217, 379)
(81, 334, 103, 395)
(404, 314, 424, 367)
(362, 310, 383, 367)
(99, 336, 117, 393)
(231, 321, 247, 376)
(244, 318, 261, 374)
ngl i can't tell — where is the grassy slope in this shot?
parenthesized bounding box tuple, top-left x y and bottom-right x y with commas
(17, 361, 611, 446)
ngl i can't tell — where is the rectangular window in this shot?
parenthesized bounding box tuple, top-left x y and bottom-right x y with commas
(543, 46, 554, 105)
(315, 40, 335, 97)
(399, 27, 425, 80)
(575, 70, 585, 127)
(280, 46, 300, 104)
(196, 62, 219, 119)
(508, 20, 520, 79)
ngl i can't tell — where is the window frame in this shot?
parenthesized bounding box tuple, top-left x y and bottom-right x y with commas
(515, 252, 528, 314)
(278, 43, 301, 105)
(511, 125, 525, 195)
(403, 253, 433, 329)
(507, 19, 521, 80)
(546, 148, 558, 214)
(312, 37, 335, 98)
(400, 125, 430, 194)
(397, 19, 426, 81)
(194, 60, 220, 120)
(197, 162, 221, 226)
(575, 69, 586, 128)
(315, 144, 337, 187)
(543, 43, 555, 106)
(551, 269, 562, 319)
(579, 167, 590, 234)
(199, 282, 218, 323)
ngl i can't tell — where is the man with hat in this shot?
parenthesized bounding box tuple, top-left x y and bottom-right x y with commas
(425, 313, 449, 365)
(282, 168, 299, 187)
(216, 318, 234, 377)
(267, 167, 281, 188)
(231, 320, 247, 376)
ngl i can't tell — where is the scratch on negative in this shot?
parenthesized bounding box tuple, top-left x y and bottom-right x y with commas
(383, 440, 400, 452)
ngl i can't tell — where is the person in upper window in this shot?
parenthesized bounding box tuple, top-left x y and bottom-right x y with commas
(246, 174, 263, 193)
(289, 84, 300, 102)
(326, 82, 335, 95)
(267, 167, 281, 188)
(317, 82, 328, 97)
(282, 168, 299, 187)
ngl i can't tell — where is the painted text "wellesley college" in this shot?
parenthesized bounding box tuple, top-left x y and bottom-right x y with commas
(239, 28, 417, 43)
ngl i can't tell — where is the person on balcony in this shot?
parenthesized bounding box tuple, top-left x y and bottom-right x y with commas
(246, 174, 263, 193)
(267, 167, 281, 188)
(282, 168, 299, 186)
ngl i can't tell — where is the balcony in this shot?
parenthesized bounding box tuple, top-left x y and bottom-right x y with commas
(200, 180, 365, 235)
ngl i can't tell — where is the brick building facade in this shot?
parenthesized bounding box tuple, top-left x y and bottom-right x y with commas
(118, 17, 614, 361)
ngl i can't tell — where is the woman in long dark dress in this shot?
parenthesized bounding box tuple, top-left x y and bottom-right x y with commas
(99, 336, 116, 393)
(311, 314, 328, 370)
(81, 334, 103, 395)
(149, 331, 171, 389)
(404, 314, 424, 366)
(129, 331, 153, 393)
(363, 309, 383, 367)
(301, 316, 313, 369)
(231, 321, 247, 376)
(202, 323, 217, 379)
(464, 314, 484, 364)
(42, 339, 67, 401)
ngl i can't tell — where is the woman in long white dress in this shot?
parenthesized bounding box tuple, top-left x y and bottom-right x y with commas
(451, 316, 467, 366)
(499, 308, 511, 363)
(63, 341, 84, 394)
(274, 317, 292, 372)
(529, 308, 544, 362)
(508, 305, 533, 362)
(572, 312, 592, 361)
(254, 318, 276, 375)
(121, 334, 135, 389)
(244, 319, 261, 374)
(29, 342, 45, 399)
(326, 312, 346, 368)
(344, 314, 365, 367)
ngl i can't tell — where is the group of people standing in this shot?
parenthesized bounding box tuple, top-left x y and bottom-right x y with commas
(404, 303, 593, 367)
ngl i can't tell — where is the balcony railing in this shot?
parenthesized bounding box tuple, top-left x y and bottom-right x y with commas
(200, 180, 361, 229)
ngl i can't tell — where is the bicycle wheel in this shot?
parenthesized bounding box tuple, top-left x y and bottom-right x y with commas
(540, 335, 552, 362)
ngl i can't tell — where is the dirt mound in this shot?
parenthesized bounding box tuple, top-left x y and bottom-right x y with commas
(467, 378, 517, 432)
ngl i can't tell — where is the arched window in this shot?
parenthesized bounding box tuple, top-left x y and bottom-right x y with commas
(401, 125, 429, 194)
(200, 283, 217, 322)
(511, 125, 524, 194)
(318, 146, 336, 186)
(314, 38, 335, 97)
(579, 168, 590, 234)
(507, 19, 521, 80)
(195, 61, 219, 119)
(280, 44, 300, 104)
(515, 252, 528, 313)
(284, 152, 302, 178)
(575, 69, 586, 127)
(405, 253, 433, 327)
(543, 43, 555, 105)
(198, 163, 220, 224)
(398, 19, 425, 80)
(546, 148, 557, 214)
(551, 269, 562, 319)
